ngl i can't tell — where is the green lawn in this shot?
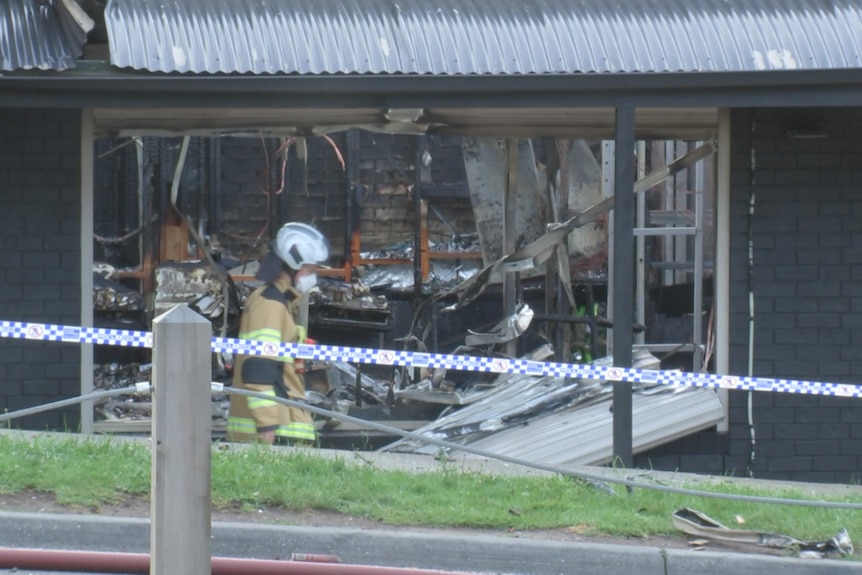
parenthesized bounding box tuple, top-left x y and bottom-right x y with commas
(0, 433, 858, 558)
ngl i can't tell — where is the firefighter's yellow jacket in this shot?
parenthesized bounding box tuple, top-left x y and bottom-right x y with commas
(226, 275, 315, 443)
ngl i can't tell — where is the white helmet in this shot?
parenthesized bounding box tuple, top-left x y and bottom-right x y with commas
(272, 222, 329, 271)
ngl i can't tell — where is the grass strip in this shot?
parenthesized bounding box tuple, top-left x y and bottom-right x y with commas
(0, 434, 858, 554)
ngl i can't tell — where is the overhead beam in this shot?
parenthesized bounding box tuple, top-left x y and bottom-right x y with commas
(4, 67, 862, 109)
(90, 107, 719, 139)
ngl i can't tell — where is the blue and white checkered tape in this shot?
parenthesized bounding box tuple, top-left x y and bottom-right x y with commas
(0, 320, 153, 347)
(3, 319, 862, 398)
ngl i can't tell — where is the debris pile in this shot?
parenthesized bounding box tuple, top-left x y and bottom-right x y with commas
(154, 261, 241, 336)
(88, 250, 718, 464)
(93, 363, 152, 422)
(93, 264, 143, 312)
(306, 361, 391, 409)
(378, 349, 725, 467)
(673, 507, 853, 559)
(92, 362, 230, 424)
(358, 237, 482, 292)
(310, 278, 391, 331)
(226, 258, 393, 330)
(431, 233, 482, 255)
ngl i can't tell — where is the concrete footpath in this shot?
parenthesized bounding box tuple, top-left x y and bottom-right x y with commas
(0, 510, 858, 575)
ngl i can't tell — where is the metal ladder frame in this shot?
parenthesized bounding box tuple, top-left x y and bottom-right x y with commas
(605, 140, 715, 371)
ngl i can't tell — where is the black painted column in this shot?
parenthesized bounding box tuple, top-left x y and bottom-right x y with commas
(612, 106, 635, 467)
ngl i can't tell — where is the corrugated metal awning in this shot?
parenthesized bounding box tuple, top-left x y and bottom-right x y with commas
(105, 0, 862, 75)
(0, 0, 94, 71)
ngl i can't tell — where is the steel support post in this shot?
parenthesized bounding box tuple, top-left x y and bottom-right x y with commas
(612, 107, 635, 468)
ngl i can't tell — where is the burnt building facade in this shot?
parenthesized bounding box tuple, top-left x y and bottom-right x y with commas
(3, 0, 862, 482)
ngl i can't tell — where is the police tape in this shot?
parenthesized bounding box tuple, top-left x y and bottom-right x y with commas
(3, 319, 862, 398)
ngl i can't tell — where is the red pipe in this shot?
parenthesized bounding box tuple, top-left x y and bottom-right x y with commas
(0, 547, 474, 575)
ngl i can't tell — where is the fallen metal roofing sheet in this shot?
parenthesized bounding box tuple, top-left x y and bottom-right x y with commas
(463, 387, 724, 467)
(382, 349, 725, 467)
(383, 376, 724, 467)
(0, 0, 93, 71)
(104, 0, 862, 75)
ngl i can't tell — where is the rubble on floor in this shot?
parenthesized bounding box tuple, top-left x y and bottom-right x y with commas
(303, 301, 722, 465)
(92, 362, 229, 424)
(93, 264, 143, 312)
(89, 253, 719, 461)
(93, 362, 152, 422)
(154, 261, 241, 335)
(377, 349, 725, 467)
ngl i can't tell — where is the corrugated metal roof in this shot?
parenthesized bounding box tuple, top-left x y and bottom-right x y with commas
(0, 0, 94, 71)
(105, 0, 862, 75)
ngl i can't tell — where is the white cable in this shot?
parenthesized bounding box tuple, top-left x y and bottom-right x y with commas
(747, 115, 757, 478)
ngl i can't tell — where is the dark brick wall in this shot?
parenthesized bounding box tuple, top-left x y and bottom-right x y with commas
(216, 136, 276, 261)
(0, 108, 82, 431)
(638, 107, 862, 483)
(216, 132, 476, 261)
(354, 132, 474, 251)
(217, 134, 352, 260)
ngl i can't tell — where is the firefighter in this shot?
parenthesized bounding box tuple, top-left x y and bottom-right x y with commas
(227, 222, 329, 445)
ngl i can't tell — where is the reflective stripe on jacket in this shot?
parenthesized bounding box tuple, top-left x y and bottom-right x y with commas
(227, 275, 316, 443)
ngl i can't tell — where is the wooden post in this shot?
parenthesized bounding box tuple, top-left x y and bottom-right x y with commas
(151, 305, 212, 575)
(159, 207, 191, 262)
(417, 136, 432, 283)
(413, 136, 426, 296)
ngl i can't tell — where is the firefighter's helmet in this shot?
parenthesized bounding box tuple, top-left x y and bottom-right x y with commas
(272, 222, 329, 271)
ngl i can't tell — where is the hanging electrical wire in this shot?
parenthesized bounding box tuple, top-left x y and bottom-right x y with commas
(747, 112, 758, 478)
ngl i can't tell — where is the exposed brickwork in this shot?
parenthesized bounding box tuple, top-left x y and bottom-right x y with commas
(354, 132, 474, 251)
(0, 108, 81, 431)
(217, 134, 359, 260)
(216, 137, 277, 260)
(217, 132, 476, 261)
